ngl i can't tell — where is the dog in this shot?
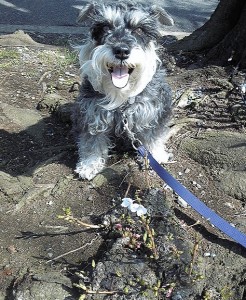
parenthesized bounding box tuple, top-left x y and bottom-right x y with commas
(72, 1, 174, 180)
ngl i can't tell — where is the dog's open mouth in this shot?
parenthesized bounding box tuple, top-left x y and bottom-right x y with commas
(108, 64, 134, 89)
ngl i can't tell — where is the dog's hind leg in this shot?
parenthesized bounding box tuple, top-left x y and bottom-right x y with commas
(75, 132, 110, 180)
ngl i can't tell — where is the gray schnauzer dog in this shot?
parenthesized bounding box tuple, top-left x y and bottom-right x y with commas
(72, 1, 174, 180)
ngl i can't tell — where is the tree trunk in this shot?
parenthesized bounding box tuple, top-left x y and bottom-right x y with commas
(168, 0, 246, 68)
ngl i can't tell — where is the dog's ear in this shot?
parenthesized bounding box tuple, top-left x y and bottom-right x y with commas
(77, 3, 95, 23)
(150, 5, 174, 26)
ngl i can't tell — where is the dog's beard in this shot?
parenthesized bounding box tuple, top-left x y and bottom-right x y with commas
(80, 42, 159, 110)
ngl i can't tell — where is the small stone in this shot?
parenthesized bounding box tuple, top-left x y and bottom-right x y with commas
(177, 196, 189, 208)
(37, 93, 66, 112)
(7, 245, 18, 254)
(224, 202, 234, 209)
(184, 168, 190, 174)
(163, 184, 173, 191)
(65, 71, 76, 77)
(92, 168, 119, 187)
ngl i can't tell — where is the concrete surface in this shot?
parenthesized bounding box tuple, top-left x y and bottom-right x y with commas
(0, 0, 218, 35)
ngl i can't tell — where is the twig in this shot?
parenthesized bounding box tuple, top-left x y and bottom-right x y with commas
(189, 234, 201, 277)
(109, 159, 124, 167)
(119, 172, 130, 188)
(124, 181, 131, 197)
(38, 71, 51, 85)
(144, 153, 151, 189)
(46, 236, 99, 264)
(188, 220, 200, 227)
(141, 217, 159, 259)
(86, 290, 118, 295)
(74, 282, 118, 295)
(0, 75, 9, 85)
(59, 214, 103, 229)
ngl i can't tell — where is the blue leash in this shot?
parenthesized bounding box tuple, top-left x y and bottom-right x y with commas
(138, 145, 246, 249)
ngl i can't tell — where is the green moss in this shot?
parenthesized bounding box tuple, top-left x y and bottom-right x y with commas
(0, 49, 20, 67)
(220, 286, 233, 300)
(0, 49, 20, 60)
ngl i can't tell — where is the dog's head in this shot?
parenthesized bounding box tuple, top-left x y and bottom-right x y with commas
(77, 1, 173, 108)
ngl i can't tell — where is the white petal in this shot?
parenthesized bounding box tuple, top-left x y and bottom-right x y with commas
(129, 203, 140, 212)
(136, 205, 147, 216)
(121, 198, 134, 208)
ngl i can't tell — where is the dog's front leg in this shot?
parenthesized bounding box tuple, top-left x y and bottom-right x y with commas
(139, 128, 172, 164)
(75, 132, 110, 180)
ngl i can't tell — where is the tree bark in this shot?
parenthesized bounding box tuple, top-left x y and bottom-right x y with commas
(168, 0, 246, 68)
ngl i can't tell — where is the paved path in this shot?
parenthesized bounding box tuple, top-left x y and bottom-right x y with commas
(0, 0, 218, 35)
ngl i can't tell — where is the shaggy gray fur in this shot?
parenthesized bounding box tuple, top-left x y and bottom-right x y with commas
(72, 1, 173, 179)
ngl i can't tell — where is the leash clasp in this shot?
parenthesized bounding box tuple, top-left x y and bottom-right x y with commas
(122, 116, 142, 150)
(131, 138, 142, 151)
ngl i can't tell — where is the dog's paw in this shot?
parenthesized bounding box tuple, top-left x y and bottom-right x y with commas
(75, 157, 105, 180)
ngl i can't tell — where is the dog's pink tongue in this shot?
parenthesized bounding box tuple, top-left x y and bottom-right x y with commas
(111, 66, 129, 88)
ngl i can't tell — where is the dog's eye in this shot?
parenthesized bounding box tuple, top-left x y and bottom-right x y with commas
(133, 28, 143, 35)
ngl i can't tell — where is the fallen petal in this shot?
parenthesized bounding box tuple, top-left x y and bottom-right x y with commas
(121, 198, 134, 208)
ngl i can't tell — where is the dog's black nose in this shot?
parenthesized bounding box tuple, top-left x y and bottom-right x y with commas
(113, 45, 130, 60)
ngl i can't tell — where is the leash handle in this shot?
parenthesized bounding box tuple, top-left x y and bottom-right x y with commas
(138, 145, 246, 249)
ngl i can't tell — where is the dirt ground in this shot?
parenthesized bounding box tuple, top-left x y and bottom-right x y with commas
(0, 31, 246, 299)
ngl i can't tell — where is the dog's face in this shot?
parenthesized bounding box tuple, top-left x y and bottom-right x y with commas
(78, 2, 173, 108)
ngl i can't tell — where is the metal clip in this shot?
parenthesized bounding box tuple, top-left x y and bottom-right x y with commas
(131, 138, 142, 150)
(121, 116, 142, 150)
